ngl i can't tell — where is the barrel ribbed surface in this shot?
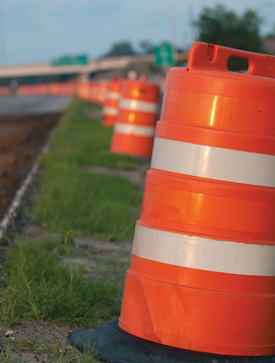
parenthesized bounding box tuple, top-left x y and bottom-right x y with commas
(110, 77, 160, 158)
(119, 42, 275, 356)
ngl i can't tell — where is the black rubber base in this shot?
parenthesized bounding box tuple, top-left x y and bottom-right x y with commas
(68, 319, 275, 363)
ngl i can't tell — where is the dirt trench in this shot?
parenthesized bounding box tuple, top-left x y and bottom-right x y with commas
(0, 113, 61, 221)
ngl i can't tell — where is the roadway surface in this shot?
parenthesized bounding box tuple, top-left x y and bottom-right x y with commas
(0, 95, 71, 115)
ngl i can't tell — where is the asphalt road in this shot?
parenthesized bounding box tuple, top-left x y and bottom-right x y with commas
(0, 95, 71, 115)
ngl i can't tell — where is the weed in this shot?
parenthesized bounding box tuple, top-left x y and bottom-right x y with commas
(38, 99, 143, 170)
(0, 236, 121, 327)
(33, 171, 142, 241)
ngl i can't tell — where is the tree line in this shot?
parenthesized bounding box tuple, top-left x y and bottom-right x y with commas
(102, 4, 274, 58)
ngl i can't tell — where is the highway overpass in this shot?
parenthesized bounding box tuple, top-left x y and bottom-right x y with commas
(0, 54, 156, 79)
(0, 53, 187, 80)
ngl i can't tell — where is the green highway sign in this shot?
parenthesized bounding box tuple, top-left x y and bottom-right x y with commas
(154, 44, 174, 67)
(50, 54, 89, 66)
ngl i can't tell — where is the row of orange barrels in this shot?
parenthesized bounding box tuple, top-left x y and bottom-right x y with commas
(17, 81, 109, 105)
(17, 76, 162, 159)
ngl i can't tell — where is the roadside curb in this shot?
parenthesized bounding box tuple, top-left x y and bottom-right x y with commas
(0, 163, 40, 240)
(0, 123, 54, 241)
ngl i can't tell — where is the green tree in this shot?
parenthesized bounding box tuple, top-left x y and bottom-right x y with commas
(103, 41, 137, 57)
(194, 4, 263, 53)
(139, 40, 154, 54)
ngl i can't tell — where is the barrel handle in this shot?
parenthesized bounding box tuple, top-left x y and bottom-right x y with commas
(187, 41, 275, 79)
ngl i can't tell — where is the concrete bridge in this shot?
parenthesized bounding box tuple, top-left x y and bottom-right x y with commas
(0, 54, 156, 79)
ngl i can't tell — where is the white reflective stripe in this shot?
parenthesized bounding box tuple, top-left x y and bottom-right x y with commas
(114, 122, 155, 137)
(107, 91, 120, 100)
(103, 106, 118, 116)
(133, 224, 275, 276)
(151, 138, 275, 188)
(120, 98, 158, 113)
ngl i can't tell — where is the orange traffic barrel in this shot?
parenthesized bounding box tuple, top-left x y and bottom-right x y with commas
(97, 80, 108, 104)
(77, 82, 92, 101)
(0, 86, 10, 96)
(88, 81, 108, 104)
(68, 42, 275, 362)
(110, 75, 160, 158)
(49, 82, 61, 95)
(66, 81, 77, 97)
(89, 82, 98, 103)
(102, 77, 122, 126)
(119, 42, 275, 357)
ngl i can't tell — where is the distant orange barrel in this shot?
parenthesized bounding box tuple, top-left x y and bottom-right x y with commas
(119, 42, 275, 356)
(32, 84, 38, 94)
(18, 85, 32, 95)
(21, 85, 32, 95)
(89, 82, 98, 103)
(77, 83, 92, 101)
(39, 83, 48, 95)
(89, 81, 108, 104)
(34, 83, 46, 95)
(0, 86, 10, 96)
(66, 82, 77, 97)
(110, 76, 160, 158)
(58, 82, 66, 96)
(49, 82, 61, 96)
(97, 81, 108, 104)
(59, 82, 74, 96)
(102, 77, 122, 126)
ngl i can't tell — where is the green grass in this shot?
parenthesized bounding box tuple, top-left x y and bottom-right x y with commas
(0, 235, 121, 328)
(33, 169, 142, 240)
(33, 99, 145, 240)
(0, 99, 144, 361)
(43, 100, 143, 170)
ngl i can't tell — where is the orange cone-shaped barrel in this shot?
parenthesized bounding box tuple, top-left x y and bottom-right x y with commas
(110, 76, 160, 158)
(77, 83, 92, 101)
(97, 81, 108, 104)
(119, 42, 275, 356)
(102, 77, 122, 127)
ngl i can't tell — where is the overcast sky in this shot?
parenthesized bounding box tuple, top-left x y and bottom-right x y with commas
(0, 0, 274, 65)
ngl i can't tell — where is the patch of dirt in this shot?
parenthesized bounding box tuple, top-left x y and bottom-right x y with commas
(0, 321, 80, 363)
(0, 114, 61, 221)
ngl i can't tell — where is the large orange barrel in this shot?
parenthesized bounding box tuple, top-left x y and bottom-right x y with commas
(102, 77, 122, 126)
(119, 42, 275, 356)
(110, 76, 160, 158)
